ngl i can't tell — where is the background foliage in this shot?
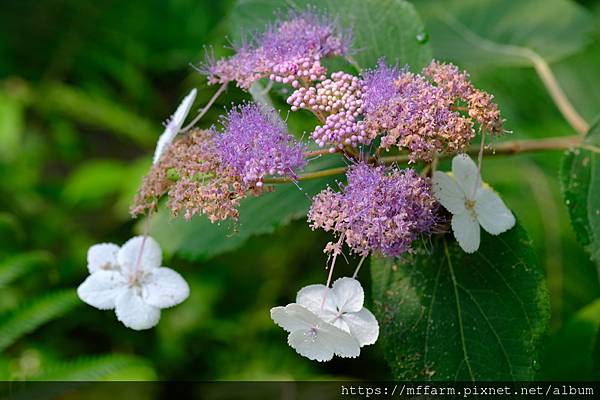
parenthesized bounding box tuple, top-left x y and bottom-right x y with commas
(1, 0, 599, 383)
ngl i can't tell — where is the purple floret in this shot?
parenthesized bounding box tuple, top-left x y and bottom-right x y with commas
(308, 163, 436, 257)
(215, 103, 306, 186)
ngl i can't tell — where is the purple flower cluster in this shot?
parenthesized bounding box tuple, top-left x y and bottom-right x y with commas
(131, 129, 250, 223)
(287, 71, 370, 151)
(362, 62, 475, 162)
(204, 9, 350, 89)
(423, 60, 503, 135)
(215, 104, 306, 186)
(308, 163, 436, 257)
(359, 60, 504, 162)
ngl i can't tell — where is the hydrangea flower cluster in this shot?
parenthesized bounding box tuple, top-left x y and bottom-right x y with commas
(308, 163, 437, 258)
(132, 129, 249, 222)
(98, 6, 515, 364)
(215, 103, 306, 187)
(287, 71, 370, 151)
(423, 61, 504, 135)
(133, 100, 305, 222)
(204, 9, 350, 89)
(361, 60, 504, 162)
(271, 277, 378, 361)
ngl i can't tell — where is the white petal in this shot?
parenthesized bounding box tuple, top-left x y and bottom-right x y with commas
(287, 329, 335, 362)
(118, 236, 162, 275)
(87, 243, 120, 273)
(432, 171, 467, 214)
(319, 322, 361, 359)
(342, 308, 379, 346)
(153, 88, 197, 164)
(331, 277, 364, 313)
(451, 212, 481, 253)
(77, 270, 126, 310)
(296, 284, 337, 317)
(475, 187, 516, 235)
(271, 303, 315, 333)
(452, 154, 480, 195)
(115, 289, 161, 330)
(142, 267, 189, 309)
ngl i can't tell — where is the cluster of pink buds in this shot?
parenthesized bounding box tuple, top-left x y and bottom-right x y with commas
(269, 55, 327, 87)
(287, 71, 372, 151)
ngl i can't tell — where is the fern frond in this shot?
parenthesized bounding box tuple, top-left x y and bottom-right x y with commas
(0, 289, 80, 352)
(0, 251, 53, 288)
(30, 354, 156, 380)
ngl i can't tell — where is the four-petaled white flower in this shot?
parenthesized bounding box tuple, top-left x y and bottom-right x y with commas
(152, 88, 197, 164)
(77, 236, 190, 330)
(297, 277, 379, 347)
(433, 154, 516, 253)
(270, 277, 379, 362)
(271, 303, 360, 362)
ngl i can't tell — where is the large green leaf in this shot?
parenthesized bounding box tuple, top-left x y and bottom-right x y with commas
(230, 0, 432, 70)
(561, 121, 600, 265)
(150, 157, 343, 260)
(371, 223, 550, 380)
(414, 0, 593, 68)
(541, 298, 600, 380)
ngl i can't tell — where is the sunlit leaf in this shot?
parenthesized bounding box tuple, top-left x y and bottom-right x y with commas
(414, 0, 594, 67)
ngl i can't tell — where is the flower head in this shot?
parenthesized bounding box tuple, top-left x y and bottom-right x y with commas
(270, 304, 360, 362)
(423, 60, 504, 135)
(362, 63, 474, 162)
(215, 103, 306, 186)
(131, 129, 249, 222)
(203, 9, 350, 89)
(153, 88, 197, 164)
(433, 154, 515, 253)
(308, 163, 437, 257)
(78, 236, 190, 330)
(297, 277, 378, 346)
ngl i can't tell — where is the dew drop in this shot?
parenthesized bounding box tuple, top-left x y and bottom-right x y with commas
(532, 359, 541, 371)
(416, 31, 429, 44)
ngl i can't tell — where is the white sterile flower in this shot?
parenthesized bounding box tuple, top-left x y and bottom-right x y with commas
(77, 236, 190, 330)
(152, 88, 197, 164)
(270, 303, 360, 362)
(296, 277, 379, 347)
(433, 154, 516, 253)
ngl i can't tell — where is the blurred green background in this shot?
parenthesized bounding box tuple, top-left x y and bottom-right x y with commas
(0, 0, 599, 382)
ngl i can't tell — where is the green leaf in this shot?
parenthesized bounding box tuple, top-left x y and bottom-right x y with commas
(560, 121, 600, 265)
(414, 0, 594, 68)
(0, 290, 80, 352)
(30, 355, 156, 380)
(230, 0, 432, 70)
(371, 222, 550, 380)
(540, 298, 600, 380)
(62, 160, 128, 209)
(0, 252, 53, 289)
(150, 156, 343, 261)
